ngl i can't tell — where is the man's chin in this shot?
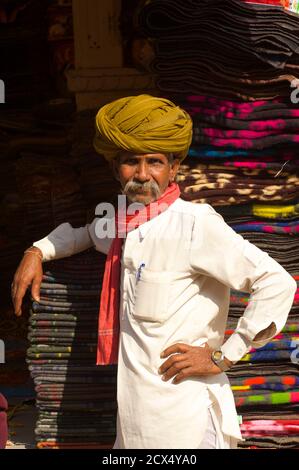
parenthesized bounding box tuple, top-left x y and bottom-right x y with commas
(126, 193, 157, 205)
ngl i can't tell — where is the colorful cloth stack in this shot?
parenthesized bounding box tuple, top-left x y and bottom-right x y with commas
(177, 159, 299, 207)
(226, 318, 299, 448)
(26, 250, 117, 449)
(242, 0, 299, 15)
(136, 0, 299, 449)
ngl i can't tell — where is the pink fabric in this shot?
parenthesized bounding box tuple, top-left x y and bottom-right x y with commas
(202, 128, 287, 139)
(241, 419, 299, 436)
(0, 394, 8, 449)
(97, 183, 181, 365)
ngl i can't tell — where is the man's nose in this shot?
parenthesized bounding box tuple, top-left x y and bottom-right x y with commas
(134, 161, 151, 182)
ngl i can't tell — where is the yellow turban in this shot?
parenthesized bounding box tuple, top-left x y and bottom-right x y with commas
(93, 94, 193, 162)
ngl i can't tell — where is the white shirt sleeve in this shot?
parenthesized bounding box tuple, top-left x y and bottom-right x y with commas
(189, 206, 297, 363)
(33, 218, 113, 261)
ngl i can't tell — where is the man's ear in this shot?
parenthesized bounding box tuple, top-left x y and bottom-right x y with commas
(169, 159, 180, 183)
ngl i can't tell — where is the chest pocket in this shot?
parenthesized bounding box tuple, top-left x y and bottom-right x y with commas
(133, 268, 171, 323)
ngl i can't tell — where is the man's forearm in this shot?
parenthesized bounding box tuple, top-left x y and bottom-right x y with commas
(33, 222, 94, 262)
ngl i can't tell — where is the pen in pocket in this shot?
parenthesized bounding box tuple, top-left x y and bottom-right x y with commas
(136, 262, 145, 282)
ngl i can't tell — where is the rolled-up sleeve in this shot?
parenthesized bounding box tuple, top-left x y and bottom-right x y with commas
(33, 218, 113, 261)
(189, 205, 297, 363)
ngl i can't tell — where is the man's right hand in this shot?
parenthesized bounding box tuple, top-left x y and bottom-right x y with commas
(11, 247, 44, 316)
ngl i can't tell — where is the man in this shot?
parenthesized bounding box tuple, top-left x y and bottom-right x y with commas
(12, 95, 296, 449)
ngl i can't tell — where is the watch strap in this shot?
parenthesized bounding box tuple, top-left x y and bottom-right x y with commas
(211, 349, 231, 372)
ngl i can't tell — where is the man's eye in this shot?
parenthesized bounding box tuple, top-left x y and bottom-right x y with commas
(149, 159, 162, 165)
(125, 159, 137, 165)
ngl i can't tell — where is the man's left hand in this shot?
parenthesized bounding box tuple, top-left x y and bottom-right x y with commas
(158, 343, 223, 384)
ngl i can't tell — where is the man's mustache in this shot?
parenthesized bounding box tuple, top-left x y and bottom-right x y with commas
(123, 180, 161, 200)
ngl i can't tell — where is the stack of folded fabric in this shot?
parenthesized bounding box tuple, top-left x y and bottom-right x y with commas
(177, 158, 299, 207)
(137, 0, 299, 101)
(226, 316, 299, 448)
(136, 0, 299, 448)
(225, 203, 298, 449)
(225, 199, 299, 448)
(175, 96, 299, 259)
(183, 95, 299, 161)
(26, 250, 117, 449)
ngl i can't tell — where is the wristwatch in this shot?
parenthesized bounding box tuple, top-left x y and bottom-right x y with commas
(211, 349, 231, 372)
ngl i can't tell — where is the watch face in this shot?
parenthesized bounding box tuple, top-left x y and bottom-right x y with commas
(213, 350, 223, 361)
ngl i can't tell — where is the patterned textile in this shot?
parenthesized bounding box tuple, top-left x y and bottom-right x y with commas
(226, 310, 299, 448)
(177, 158, 299, 206)
(240, 419, 299, 436)
(189, 147, 297, 159)
(239, 350, 297, 362)
(183, 95, 299, 121)
(231, 376, 299, 391)
(217, 202, 299, 219)
(283, 0, 299, 14)
(230, 285, 299, 306)
(241, 1, 282, 4)
(230, 220, 299, 234)
(242, 0, 299, 15)
(238, 435, 299, 448)
(192, 130, 299, 149)
(37, 442, 113, 449)
(235, 391, 299, 407)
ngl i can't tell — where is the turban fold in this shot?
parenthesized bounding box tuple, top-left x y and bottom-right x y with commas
(93, 94, 193, 162)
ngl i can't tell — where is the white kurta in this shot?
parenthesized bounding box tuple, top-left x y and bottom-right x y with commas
(34, 198, 296, 449)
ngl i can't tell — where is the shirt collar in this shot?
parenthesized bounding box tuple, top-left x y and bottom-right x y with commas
(137, 198, 181, 240)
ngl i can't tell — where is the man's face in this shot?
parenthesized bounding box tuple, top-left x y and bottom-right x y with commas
(112, 152, 180, 205)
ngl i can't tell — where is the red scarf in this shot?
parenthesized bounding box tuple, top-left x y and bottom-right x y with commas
(97, 182, 180, 365)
